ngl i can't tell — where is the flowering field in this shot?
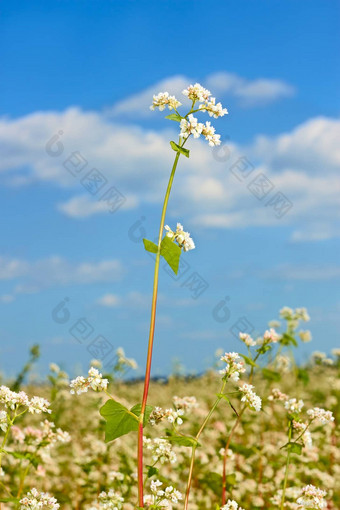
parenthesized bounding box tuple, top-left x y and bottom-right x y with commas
(1, 84, 339, 509)
(0, 307, 339, 510)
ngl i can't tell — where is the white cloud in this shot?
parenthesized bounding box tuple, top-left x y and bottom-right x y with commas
(206, 72, 295, 105)
(96, 293, 121, 308)
(58, 193, 139, 218)
(108, 72, 295, 118)
(107, 75, 192, 117)
(0, 103, 339, 237)
(0, 255, 124, 290)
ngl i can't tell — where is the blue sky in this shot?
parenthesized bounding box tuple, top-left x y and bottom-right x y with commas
(0, 0, 339, 377)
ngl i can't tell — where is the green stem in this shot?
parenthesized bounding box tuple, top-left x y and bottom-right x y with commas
(184, 380, 227, 510)
(137, 144, 185, 507)
(280, 420, 293, 510)
(17, 463, 30, 499)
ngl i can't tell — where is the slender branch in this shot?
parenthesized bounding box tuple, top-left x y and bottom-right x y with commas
(280, 420, 293, 510)
(184, 380, 227, 510)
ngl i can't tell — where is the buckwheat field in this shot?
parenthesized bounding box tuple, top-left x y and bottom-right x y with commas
(1, 83, 339, 510)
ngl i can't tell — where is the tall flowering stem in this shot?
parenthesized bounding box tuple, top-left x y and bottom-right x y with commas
(137, 83, 227, 507)
(280, 419, 293, 510)
(137, 150, 182, 507)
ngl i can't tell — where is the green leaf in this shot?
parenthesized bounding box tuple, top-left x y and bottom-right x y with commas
(284, 442, 303, 455)
(262, 368, 281, 382)
(10, 451, 39, 468)
(281, 333, 298, 347)
(165, 113, 182, 122)
(166, 435, 199, 447)
(100, 400, 153, 443)
(170, 141, 190, 158)
(0, 499, 19, 503)
(256, 344, 272, 355)
(160, 236, 181, 274)
(147, 465, 159, 478)
(240, 354, 258, 367)
(217, 394, 239, 416)
(130, 404, 153, 425)
(143, 238, 158, 254)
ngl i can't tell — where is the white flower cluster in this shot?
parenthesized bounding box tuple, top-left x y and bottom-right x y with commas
(144, 480, 182, 508)
(150, 92, 182, 112)
(284, 398, 304, 414)
(179, 115, 221, 146)
(298, 330, 312, 343)
(239, 383, 262, 412)
(165, 223, 195, 252)
(12, 420, 71, 446)
(268, 388, 289, 402)
(280, 306, 310, 322)
(307, 407, 334, 424)
(116, 347, 138, 370)
(69, 367, 108, 395)
(151, 83, 227, 147)
(296, 484, 327, 509)
(220, 500, 245, 510)
(219, 352, 246, 382)
(144, 436, 177, 464)
(19, 488, 59, 509)
(0, 386, 51, 415)
(239, 332, 256, 347)
(172, 395, 198, 411)
(88, 489, 124, 510)
(182, 83, 212, 102)
(263, 328, 280, 343)
(149, 406, 184, 426)
(182, 83, 228, 118)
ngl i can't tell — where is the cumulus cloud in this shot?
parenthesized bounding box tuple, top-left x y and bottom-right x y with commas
(0, 101, 339, 237)
(107, 72, 295, 118)
(206, 71, 295, 105)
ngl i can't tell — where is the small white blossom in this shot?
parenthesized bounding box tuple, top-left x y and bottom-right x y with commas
(285, 398, 304, 414)
(220, 500, 245, 510)
(144, 480, 183, 508)
(144, 436, 177, 464)
(173, 395, 198, 411)
(239, 383, 262, 412)
(19, 488, 59, 509)
(299, 330, 312, 342)
(239, 332, 256, 347)
(164, 223, 195, 252)
(165, 408, 184, 426)
(219, 352, 246, 382)
(263, 328, 280, 343)
(307, 407, 334, 424)
(199, 96, 228, 118)
(150, 92, 181, 112)
(201, 121, 221, 146)
(182, 83, 211, 102)
(296, 485, 327, 509)
(28, 396, 51, 415)
(268, 388, 289, 402)
(180, 114, 203, 139)
(70, 367, 108, 395)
